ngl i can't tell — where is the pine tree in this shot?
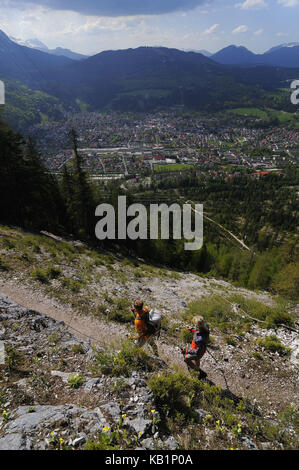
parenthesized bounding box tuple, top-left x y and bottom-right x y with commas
(68, 129, 97, 240)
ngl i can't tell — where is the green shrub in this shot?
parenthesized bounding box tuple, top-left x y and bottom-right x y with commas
(265, 310, 294, 329)
(71, 344, 86, 355)
(31, 266, 62, 283)
(109, 309, 133, 323)
(5, 344, 23, 370)
(256, 335, 291, 356)
(68, 373, 84, 388)
(228, 294, 294, 329)
(85, 429, 120, 450)
(2, 238, 16, 250)
(271, 262, 299, 301)
(252, 352, 264, 360)
(148, 371, 202, 416)
(108, 298, 133, 324)
(0, 256, 8, 271)
(92, 340, 156, 377)
(62, 277, 84, 292)
(31, 268, 50, 283)
(47, 266, 62, 279)
(184, 295, 232, 332)
(225, 337, 237, 346)
(180, 329, 193, 343)
(20, 236, 41, 253)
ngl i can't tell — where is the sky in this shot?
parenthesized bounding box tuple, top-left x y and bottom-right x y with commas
(0, 0, 298, 55)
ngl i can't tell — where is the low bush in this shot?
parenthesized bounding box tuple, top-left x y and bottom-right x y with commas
(31, 266, 62, 283)
(229, 294, 294, 328)
(62, 277, 84, 292)
(183, 296, 232, 332)
(68, 373, 84, 388)
(31, 268, 50, 283)
(0, 256, 8, 271)
(92, 340, 156, 377)
(108, 298, 133, 324)
(256, 335, 291, 356)
(148, 371, 202, 417)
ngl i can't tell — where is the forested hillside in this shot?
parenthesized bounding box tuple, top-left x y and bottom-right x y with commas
(0, 119, 298, 300)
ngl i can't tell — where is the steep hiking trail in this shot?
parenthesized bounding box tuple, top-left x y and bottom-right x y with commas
(1, 277, 298, 412)
(0, 225, 298, 417)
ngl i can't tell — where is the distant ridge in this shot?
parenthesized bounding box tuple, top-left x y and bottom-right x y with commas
(9, 34, 88, 61)
(212, 43, 299, 68)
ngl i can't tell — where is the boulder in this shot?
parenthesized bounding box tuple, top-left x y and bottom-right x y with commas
(0, 433, 33, 450)
(164, 436, 179, 450)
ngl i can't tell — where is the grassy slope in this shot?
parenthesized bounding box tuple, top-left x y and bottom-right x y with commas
(0, 225, 298, 450)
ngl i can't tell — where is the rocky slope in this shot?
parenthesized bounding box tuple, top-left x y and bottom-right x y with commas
(0, 226, 298, 450)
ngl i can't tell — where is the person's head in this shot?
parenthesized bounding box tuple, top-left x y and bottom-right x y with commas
(134, 299, 144, 312)
(193, 315, 208, 332)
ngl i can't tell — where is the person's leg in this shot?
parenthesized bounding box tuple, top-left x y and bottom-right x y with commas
(184, 357, 199, 371)
(147, 335, 158, 356)
(135, 336, 147, 348)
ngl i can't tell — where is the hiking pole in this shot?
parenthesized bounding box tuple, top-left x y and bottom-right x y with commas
(206, 348, 230, 391)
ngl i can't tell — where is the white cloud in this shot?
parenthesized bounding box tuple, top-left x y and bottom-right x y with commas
(232, 25, 249, 34)
(254, 28, 263, 35)
(236, 0, 268, 9)
(202, 23, 219, 35)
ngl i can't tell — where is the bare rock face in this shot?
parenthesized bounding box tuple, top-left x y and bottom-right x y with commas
(0, 432, 33, 451)
(0, 294, 182, 450)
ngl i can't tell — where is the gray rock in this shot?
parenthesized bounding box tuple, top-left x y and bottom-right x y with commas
(194, 409, 210, 424)
(29, 316, 54, 331)
(0, 433, 32, 450)
(260, 442, 272, 450)
(141, 437, 155, 450)
(101, 402, 121, 422)
(6, 405, 67, 434)
(138, 389, 153, 404)
(72, 434, 87, 447)
(164, 436, 179, 450)
(50, 371, 78, 383)
(241, 436, 258, 450)
(84, 378, 101, 393)
(124, 417, 152, 437)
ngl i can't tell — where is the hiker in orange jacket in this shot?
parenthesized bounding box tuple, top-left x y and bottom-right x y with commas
(131, 299, 158, 356)
(181, 315, 209, 379)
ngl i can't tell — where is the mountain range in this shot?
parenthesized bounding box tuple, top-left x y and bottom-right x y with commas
(7, 33, 299, 67)
(9, 35, 88, 61)
(211, 43, 299, 68)
(0, 28, 298, 130)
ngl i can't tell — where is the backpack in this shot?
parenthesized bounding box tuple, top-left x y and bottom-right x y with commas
(145, 308, 162, 336)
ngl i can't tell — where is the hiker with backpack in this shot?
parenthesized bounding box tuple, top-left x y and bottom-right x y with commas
(130, 299, 160, 356)
(181, 315, 210, 379)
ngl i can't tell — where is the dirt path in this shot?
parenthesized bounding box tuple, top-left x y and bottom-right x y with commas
(1, 279, 298, 411)
(0, 279, 128, 348)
